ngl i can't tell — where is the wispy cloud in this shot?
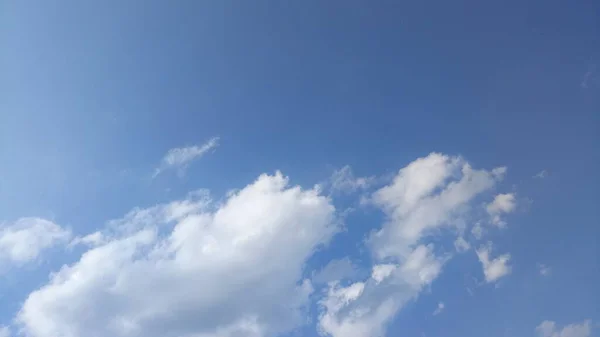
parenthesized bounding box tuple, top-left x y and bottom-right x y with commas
(534, 170, 548, 179)
(581, 64, 596, 89)
(537, 319, 591, 337)
(432, 302, 445, 316)
(538, 263, 551, 276)
(454, 236, 471, 252)
(153, 137, 219, 178)
(329, 165, 374, 194)
(312, 257, 360, 284)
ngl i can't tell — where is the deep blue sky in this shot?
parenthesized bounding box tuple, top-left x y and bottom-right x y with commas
(1, 1, 598, 337)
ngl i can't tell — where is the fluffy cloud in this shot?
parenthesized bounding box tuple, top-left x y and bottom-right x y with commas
(486, 193, 516, 227)
(153, 137, 219, 177)
(318, 153, 506, 337)
(0, 218, 71, 266)
(318, 245, 442, 337)
(369, 154, 503, 259)
(17, 172, 338, 337)
(0, 326, 10, 337)
(536, 320, 592, 337)
(476, 244, 511, 283)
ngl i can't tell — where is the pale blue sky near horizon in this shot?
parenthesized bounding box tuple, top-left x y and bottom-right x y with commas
(1, 1, 598, 337)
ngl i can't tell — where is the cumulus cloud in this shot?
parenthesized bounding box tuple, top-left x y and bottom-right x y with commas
(329, 166, 374, 194)
(476, 244, 511, 283)
(0, 218, 71, 266)
(318, 153, 506, 337)
(432, 302, 445, 316)
(17, 172, 338, 337)
(534, 170, 548, 179)
(153, 137, 219, 177)
(536, 320, 592, 337)
(0, 326, 10, 337)
(486, 193, 516, 227)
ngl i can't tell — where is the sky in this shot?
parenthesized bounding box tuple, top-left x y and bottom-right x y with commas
(0, 1, 598, 337)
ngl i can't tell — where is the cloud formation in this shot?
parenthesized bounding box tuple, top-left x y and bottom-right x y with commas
(454, 236, 471, 252)
(329, 166, 374, 194)
(538, 263, 551, 276)
(0, 218, 71, 266)
(486, 193, 516, 227)
(17, 173, 337, 337)
(432, 302, 445, 316)
(153, 137, 219, 177)
(476, 243, 511, 283)
(318, 153, 507, 337)
(536, 320, 592, 337)
(581, 64, 596, 89)
(2, 153, 537, 337)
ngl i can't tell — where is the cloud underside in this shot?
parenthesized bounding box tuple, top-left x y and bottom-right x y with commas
(13, 153, 516, 337)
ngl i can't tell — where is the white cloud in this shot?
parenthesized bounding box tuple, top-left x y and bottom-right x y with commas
(0, 218, 71, 265)
(486, 193, 516, 227)
(153, 137, 219, 177)
(432, 302, 445, 316)
(371, 264, 397, 284)
(318, 153, 506, 337)
(538, 263, 551, 276)
(330, 166, 374, 194)
(17, 172, 338, 337)
(319, 245, 443, 337)
(536, 320, 592, 337)
(534, 170, 548, 179)
(476, 244, 511, 283)
(487, 194, 516, 214)
(454, 236, 470, 252)
(369, 154, 503, 259)
(0, 326, 10, 337)
(69, 232, 105, 248)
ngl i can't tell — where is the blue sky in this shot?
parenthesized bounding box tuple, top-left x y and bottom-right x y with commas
(0, 1, 598, 337)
